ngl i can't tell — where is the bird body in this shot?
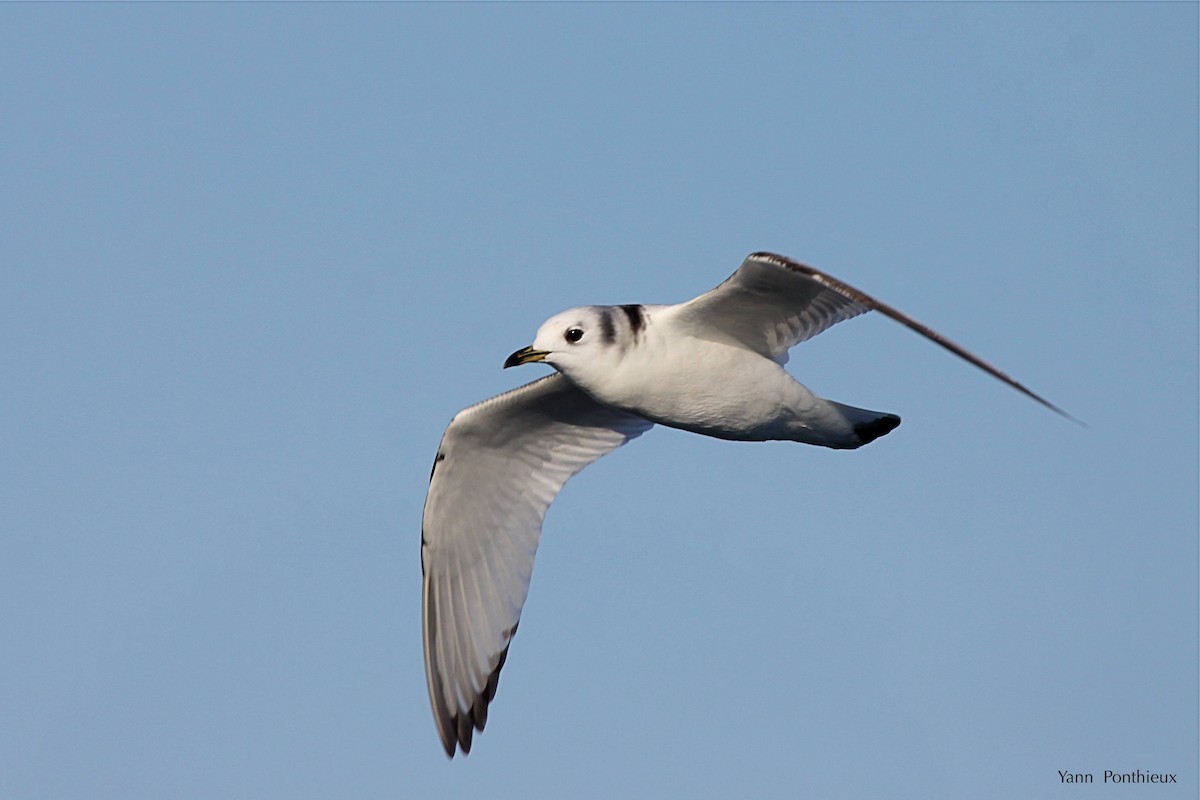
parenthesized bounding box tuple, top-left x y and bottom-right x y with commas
(531, 303, 891, 447)
(421, 252, 1074, 757)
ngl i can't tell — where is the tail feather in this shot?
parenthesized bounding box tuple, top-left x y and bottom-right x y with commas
(828, 401, 901, 448)
(854, 413, 901, 445)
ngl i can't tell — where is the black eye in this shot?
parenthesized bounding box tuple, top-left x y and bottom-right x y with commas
(564, 327, 584, 343)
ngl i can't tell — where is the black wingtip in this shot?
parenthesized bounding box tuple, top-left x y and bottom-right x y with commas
(438, 624, 519, 759)
(1042, 399, 1089, 428)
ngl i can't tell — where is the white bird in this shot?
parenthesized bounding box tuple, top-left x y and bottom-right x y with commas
(421, 252, 1074, 757)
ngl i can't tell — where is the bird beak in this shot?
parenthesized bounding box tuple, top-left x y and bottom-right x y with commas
(504, 346, 549, 369)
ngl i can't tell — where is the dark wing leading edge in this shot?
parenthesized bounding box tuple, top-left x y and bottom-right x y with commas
(672, 251, 1078, 422)
(421, 374, 653, 757)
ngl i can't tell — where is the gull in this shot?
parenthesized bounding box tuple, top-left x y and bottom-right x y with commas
(421, 251, 1074, 757)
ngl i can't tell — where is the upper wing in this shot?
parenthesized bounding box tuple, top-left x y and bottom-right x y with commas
(421, 374, 654, 757)
(670, 252, 871, 364)
(672, 252, 1078, 421)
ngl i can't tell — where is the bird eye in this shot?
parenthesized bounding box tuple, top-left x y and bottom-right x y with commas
(564, 327, 584, 343)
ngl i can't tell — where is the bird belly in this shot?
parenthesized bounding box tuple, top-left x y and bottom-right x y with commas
(606, 340, 835, 443)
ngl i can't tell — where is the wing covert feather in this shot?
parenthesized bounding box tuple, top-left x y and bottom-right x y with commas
(671, 252, 870, 363)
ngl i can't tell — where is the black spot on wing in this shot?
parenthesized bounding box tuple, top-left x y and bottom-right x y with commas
(598, 308, 616, 345)
(618, 303, 646, 336)
(422, 451, 447, 574)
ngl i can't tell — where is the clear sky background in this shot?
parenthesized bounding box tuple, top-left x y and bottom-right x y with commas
(1, 5, 1196, 799)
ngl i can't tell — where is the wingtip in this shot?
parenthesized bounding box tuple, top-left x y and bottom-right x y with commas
(1007, 380, 1085, 428)
(429, 624, 519, 759)
(1045, 400, 1088, 429)
(438, 730, 457, 759)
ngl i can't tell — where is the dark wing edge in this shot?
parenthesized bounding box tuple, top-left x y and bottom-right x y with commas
(422, 572, 515, 757)
(748, 252, 1084, 425)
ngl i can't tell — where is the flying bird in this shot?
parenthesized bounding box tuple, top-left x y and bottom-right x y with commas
(421, 252, 1074, 757)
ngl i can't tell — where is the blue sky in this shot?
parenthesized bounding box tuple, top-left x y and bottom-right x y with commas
(1, 4, 1195, 798)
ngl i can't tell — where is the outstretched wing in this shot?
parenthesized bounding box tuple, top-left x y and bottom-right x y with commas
(421, 374, 653, 757)
(671, 252, 871, 363)
(672, 251, 1077, 421)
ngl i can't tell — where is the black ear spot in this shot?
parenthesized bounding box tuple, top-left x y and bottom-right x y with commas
(564, 328, 584, 343)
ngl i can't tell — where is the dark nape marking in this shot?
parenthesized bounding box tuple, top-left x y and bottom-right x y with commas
(618, 303, 646, 335)
(598, 308, 616, 345)
(855, 414, 901, 445)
